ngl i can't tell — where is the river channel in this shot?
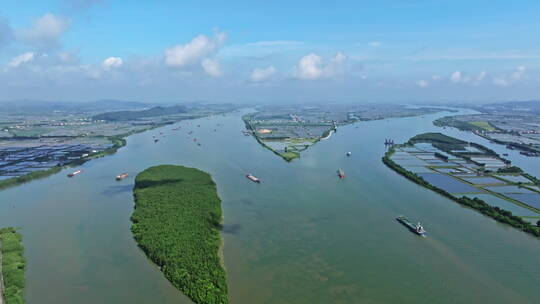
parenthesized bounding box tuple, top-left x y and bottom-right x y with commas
(0, 108, 539, 303)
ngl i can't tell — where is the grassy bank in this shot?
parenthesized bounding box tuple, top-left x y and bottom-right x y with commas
(0, 228, 25, 304)
(382, 147, 540, 237)
(131, 165, 228, 304)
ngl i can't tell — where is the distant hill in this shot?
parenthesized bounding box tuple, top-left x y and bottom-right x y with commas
(0, 99, 149, 114)
(92, 105, 188, 121)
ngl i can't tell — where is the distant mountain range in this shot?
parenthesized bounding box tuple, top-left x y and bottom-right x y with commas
(0, 99, 150, 114)
(92, 105, 188, 121)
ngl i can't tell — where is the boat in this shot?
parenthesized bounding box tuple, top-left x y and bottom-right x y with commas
(154, 139, 159, 143)
(396, 216, 426, 237)
(246, 173, 260, 183)
(337, 168, 345, 179)
(116, 173, 129, 181)
(68, 170, 82, 177)
(346, 152, 352, 156)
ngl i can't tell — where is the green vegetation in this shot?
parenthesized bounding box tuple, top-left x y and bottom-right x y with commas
(279, 151, 300, 161)
(408, 132, 501, 165)
(469, 121, 496, 131)
(93, 105, 187, 121)
(497, 166, 523, 174)
(434, 116, 482, 131)
(383, 147, 540, 237)
(131, 165, 227, 304)
(434, 152, 449, 161)
(434, 116, 497, 132)
(242, 116, 301, 162)
(0, 228, 26, 304)
(0, 167, 62, 191)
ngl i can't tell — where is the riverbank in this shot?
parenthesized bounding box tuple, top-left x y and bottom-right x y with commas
(0, 228, 25, 304)
(0, 134, 126, 191)
(383, 133, 540, 238)
(131, 165, 228, 304)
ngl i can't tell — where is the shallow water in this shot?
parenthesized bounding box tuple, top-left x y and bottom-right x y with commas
(0, 108, 540, 303)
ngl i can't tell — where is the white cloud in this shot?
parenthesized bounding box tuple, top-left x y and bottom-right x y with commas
(295, 53, 323, 80)
(416, 80, 428, 88)
(332, 51, 346, 64)
(450, 71, 461, 83)
(294, 52, 347, 80)
(493, 78, 509, 86)
(102, 57, 123, 70)
(8, 52, 34, 67)
(201, 58, 222, 77)
(18, 13, 69, 47)
(492, 66, 526, 87)
(477, 71, 486, 82)
(164, 32, 226, 67)
(368, 41, 382, 47)
(511, 65, 526, 80)
(250, 66, 276, 82)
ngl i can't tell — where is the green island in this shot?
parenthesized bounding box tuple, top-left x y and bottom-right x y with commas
(0, 228, 26, 304)
(383, 132, 540, 237)
(131, 165, 228, 304)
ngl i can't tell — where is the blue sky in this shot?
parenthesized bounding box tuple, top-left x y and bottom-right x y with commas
(1, 0, 539, 103)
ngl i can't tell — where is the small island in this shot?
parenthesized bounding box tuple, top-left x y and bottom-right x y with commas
(383, 133, 540, 237)
(0, 227, 26, 304)
(244, 105, 442, 162)
(131, 165, 228, 304)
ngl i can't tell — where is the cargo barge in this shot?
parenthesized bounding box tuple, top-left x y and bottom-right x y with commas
(116, 173, 129, 181)
(246, 174, 260, 183)
(396, 216, 426, 237)
(68, 170, 83, 177)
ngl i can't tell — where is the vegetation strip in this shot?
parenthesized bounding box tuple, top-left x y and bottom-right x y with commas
(0, 228, 25, 304)
(131, 165, 228, 304)
(382, 134, 540, 237)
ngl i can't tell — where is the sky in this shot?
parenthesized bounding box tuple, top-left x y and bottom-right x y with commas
(0, 0, 539, 104)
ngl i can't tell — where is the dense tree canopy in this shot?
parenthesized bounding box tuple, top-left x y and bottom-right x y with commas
(131, 165, 228, 304)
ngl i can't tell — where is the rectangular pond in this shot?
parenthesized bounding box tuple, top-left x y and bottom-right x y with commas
(402, 166, 434, 174)
(462, 194, 540, 217)
(417, 173, 481, 194)
(484, 185, 535, 194)
(393, 158, 429, 167)
(461, 177, 506, 185)
(496, 175, 532, 183)
(505, 194, 540, 210)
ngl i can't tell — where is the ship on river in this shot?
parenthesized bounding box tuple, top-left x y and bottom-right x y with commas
(68, 170, 82, 177)
(396, 216, 426, 237)
(116, 173, 129, 181)
(337, 168, 345, 179)
(246, 173, 260, 183)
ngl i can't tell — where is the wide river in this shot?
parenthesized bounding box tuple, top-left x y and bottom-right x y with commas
(1, 108, 540, 303)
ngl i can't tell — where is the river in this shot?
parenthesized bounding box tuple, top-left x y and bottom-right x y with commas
(0, 108, 539, 303)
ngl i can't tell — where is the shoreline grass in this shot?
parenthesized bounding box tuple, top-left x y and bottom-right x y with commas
(0, 228, 25, 304)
